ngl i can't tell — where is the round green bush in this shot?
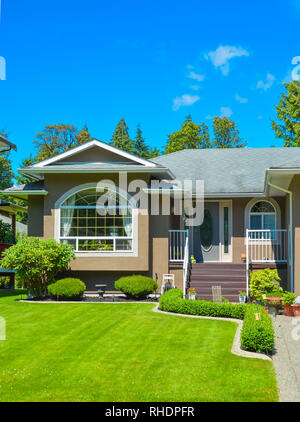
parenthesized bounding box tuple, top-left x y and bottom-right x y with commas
(48, 278, 86, 300)
(115, 275, 158, 299)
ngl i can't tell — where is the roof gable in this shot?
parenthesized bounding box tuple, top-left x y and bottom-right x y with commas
(33, 139, 156, 168)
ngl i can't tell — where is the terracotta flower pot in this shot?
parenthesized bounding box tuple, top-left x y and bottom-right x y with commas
(284, 304, 294, 317)
(292, 304, 300, 317)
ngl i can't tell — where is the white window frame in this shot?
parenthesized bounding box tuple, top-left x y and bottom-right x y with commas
(54, 183, 139, 257)
(245, 198, 280, 244)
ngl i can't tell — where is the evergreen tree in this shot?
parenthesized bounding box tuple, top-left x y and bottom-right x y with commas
(165, 115, 210, 154)
(16, 155, 35, 185)
(110, 118, 134, 153)
(133, 124, 150, 158)
(148, 147, 160, 158)
(272, 81, 300, 146)
(212, 117, 246, 148)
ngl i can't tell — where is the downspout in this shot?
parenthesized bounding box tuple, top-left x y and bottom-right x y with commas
(268, 182, 294, 293)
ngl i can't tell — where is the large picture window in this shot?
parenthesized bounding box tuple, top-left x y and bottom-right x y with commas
(59, 188, 133, 252)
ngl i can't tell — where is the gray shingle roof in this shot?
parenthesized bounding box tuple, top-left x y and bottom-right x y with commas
(151, 147, 300, 194)
(4, 181, 46, 192)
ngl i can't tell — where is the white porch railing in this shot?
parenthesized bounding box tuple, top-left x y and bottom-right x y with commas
(182, 235, 189, 299)
(246, 229, 288, 263)
(169, 230, 189, 262)
(246, 229, 289, 296)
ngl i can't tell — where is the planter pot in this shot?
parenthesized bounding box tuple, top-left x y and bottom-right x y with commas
(292, 304, 300, 317)
(284, 304, 294, 317)
(268, 304, 279, 316)
(239, 295, 246, 303)
(188, 294, 196, 300)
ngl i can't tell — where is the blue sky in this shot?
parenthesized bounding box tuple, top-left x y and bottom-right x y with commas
(0, 0, 299, 173)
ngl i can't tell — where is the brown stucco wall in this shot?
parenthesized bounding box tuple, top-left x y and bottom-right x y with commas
(28, 196, 44, 237)
(289, 175, 300, 295)
(54, 146, 139, 164)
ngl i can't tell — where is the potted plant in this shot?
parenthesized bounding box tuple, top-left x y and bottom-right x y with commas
(190, 255, 196, 264)
(282, 292, 297, 316)
(239, 290, 247, 303)
(188, 288, 196, 300)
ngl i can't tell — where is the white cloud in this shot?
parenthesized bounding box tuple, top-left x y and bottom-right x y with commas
(256, 73, 275, 91)
(235, 93, 248, 104)
(172, 94, 200, 111)
(188, 71, 205, 82)
(190, 85, 200, 90)
(205, 45, 249, 76)
(220, 106, 233, 118)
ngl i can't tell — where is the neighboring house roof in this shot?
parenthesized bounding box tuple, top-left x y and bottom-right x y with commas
(0, 135, 17, 152)
(2, 182, 48, 200)
(0, 199, 27, 213)
(0, 214, 27, 234)
(151, 147, 300, 196)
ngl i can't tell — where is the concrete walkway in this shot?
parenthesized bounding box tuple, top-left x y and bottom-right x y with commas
(273, 315, 300, 402)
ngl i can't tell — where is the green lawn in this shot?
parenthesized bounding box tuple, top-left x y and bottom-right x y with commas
(0, 291, 278, 402)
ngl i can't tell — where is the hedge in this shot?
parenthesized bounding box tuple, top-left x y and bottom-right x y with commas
(159, 288, 246, 319)
(159, 289, 274, 354)
(241, 305, 274, 354)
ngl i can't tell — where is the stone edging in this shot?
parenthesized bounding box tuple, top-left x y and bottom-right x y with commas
(153, 304, 272, 361)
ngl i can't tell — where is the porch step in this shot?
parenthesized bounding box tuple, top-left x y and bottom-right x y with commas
(188, 263, 247, 302)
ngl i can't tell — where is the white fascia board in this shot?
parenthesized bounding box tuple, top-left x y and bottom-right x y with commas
(193, 192, 265, 198)
(33, 139, 156, 168)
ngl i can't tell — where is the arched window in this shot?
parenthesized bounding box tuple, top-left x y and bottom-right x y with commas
(249, 200, 276, 231)
(59, 187, 133, 252)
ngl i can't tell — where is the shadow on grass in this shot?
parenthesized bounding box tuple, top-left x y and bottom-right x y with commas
(0, 289, 27, 298)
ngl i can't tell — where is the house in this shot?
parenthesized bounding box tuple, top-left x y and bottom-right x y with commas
(0, 134, 17, 152)
(3, 139, 300, 300)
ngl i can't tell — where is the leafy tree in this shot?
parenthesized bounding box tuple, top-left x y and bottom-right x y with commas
(1, 237, 76, 297)
(75, 124, 92, 145)
(212, 117, 246, 148)
(272, 81, 300, 147)
(165, 115, 210, 154)
(133, 124, 150, 158)
(110, 118, 134, 153)
(34, 123, 92, 162)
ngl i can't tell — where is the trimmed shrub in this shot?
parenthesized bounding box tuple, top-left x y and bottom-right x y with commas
(240, 305, 274, 354)
(159, 289, 246, 319)
(250, 268, 282, 300)
(115, 275, 158, 298)
(48, 278, 86, 300)
(1, 237, 76, 297)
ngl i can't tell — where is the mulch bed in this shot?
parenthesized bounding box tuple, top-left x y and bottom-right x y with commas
(17, 295, 159, 303)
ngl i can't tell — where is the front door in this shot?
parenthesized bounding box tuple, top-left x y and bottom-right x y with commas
(193, 202, 220, 262)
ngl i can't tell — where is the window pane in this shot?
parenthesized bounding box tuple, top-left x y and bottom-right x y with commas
(78, 239, 114, 252)
(250, 215, 262, 230)
(251, 201, 275, 213)
(116, 239, 132, 251)
(224, 207, 229, 254)
(61, 239, 76, 249)
(263, 215, 276, 230)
